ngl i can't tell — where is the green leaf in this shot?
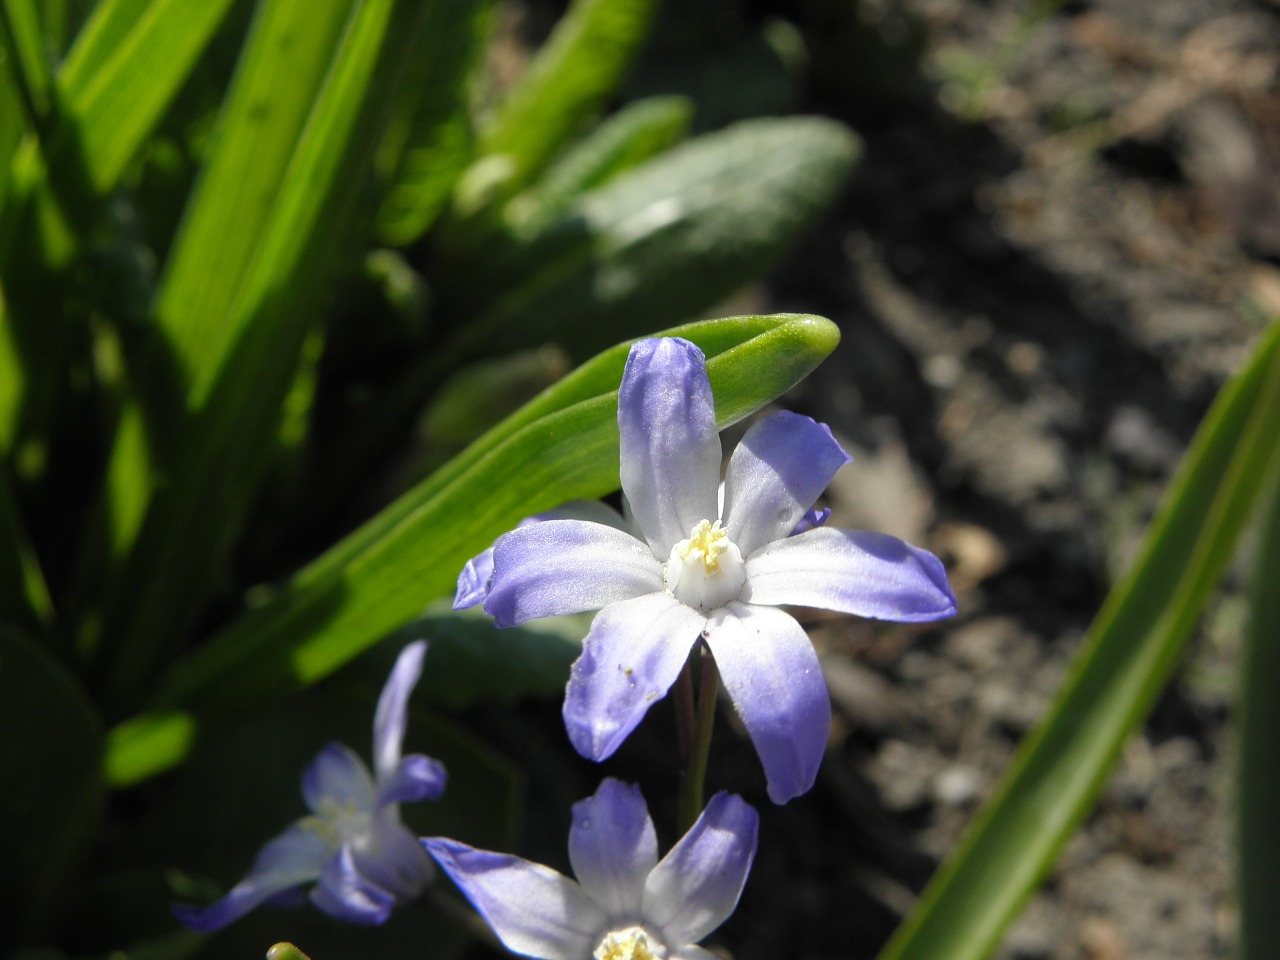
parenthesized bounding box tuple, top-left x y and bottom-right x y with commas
(105, 313, 840, 784)
(1, 0, 56, 132)
(52, 0, 241, 196)
(1238, 397, 1280, 960)
(0, 466, 53, 634)
(0, 626, 105, 941)
(878, 319, 1280, 960)
(373, 0, 489, 246)
(510, 94, 693, 229)
(440, 117, 861, 363)
(474, 0, 660, 193)
(99, 0, 456, 708)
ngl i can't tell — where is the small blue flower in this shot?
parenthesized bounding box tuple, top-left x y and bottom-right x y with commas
(459, 337, 956, 804)
(174, 641, 447, 930)
(425, 778, 758, 960)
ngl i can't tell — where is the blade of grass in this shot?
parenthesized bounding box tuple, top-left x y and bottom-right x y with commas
(103, 314, 840, 785)
(53, 0, 240, 195)
(0, 0, 55, 133)
(474, 0, 659, 195)
(878, 318, 1280, 960)
(1238, 399, 1280, 960)
(0, 466, 53, 634)
(99, 0, 458, 710)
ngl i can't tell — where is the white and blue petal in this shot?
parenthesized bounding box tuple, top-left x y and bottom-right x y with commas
(425, 838, 606, 960)
(373, 640, 426, 781)
(354, 811, 435, 900)
(454, 502, 632, 610)
(703, 603, 830, 804)
(172, 824, 332, 932)
(618, 337, 722, 555)
(569, 779, 659, 918)
(484, 520, 662, 628)
(454, 549, 494, 609)
(310, 843, 396, 924)
(378, 753, 448, 806)
(642, 791, 759, 946)
(722, 411, 852, 556)
(563, 592, 705, 761)
(745, 527, 957, 622)
(301, 743, 377, 814)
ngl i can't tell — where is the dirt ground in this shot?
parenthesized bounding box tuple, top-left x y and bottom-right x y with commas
(731, 0, 1277, 957)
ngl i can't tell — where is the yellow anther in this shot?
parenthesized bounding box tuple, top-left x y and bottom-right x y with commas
(676, 519, 730, 573)
(594, 927, 665, 960)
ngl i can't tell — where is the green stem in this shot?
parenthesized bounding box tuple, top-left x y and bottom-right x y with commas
(673, 657, 695, 766)
(676, 644, 720, 834)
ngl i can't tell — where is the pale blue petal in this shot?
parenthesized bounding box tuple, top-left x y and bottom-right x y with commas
(790, 506, 830, 535)
(172, 824, 330, 931)
(454, 549, 494, 609)
(425, 838, 606, 960)
(302, 743, 377, 813)
(745, 527, 957, 622)
(721, 411, 851, 557)
(310, 844, 395, 924)
(703, 604, 829, 804)
(642, 792, 759, 945)
(354, 810, 435, 900)
(374, 641, 426, 782)
(569, 779, 658, 917)
(484, 520, 662, 628)
(454, 503, 631, 611)
(618, 338, 721, 555)
(563, 593, 705, 761)
(378, 753, 448, 806)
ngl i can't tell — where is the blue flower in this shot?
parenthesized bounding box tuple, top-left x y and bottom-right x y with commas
(425, 778, 757, 960)
(174, 641, 447, 930)
(460, 337, 956, 803)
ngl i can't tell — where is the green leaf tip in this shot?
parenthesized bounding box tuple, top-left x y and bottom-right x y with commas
(267, 944, 312, 960)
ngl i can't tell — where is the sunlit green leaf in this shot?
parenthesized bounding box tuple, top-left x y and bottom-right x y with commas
(475, 0, 660, 194)
(374, 0, 489, 246)
(878, 319, 1280, 960)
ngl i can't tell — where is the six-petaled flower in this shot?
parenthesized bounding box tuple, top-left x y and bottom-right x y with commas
(459, 337, 956, 803)
(174, 641, 447, 930)
(425, 778, 757, 960)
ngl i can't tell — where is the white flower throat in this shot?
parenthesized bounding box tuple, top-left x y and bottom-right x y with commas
(301, 796, 372, 848)
(664, 519, 747, 611)
(594, 926, 667, 960)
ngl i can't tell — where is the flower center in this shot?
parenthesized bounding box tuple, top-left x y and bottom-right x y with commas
(301, 796, 372, 848)
(593, 926, 667, 960)
(664, 519, 747, 611)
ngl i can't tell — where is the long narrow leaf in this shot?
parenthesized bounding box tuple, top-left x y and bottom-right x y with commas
(52, 0, 240, 195)
(0, 0, 55, 131)
(99, 0, 459, 708)
(374, 0, 489, 246)
(104, 313, 840, 785)
(1238, 405, 1280, 960)
(475, 0, 659, 193)
(879, 318, 1280, 960)
(0, 466, 52, 634)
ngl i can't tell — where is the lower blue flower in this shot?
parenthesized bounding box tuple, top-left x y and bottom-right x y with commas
(425, 778, 758, 960)
(173, 641, 447, 930)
